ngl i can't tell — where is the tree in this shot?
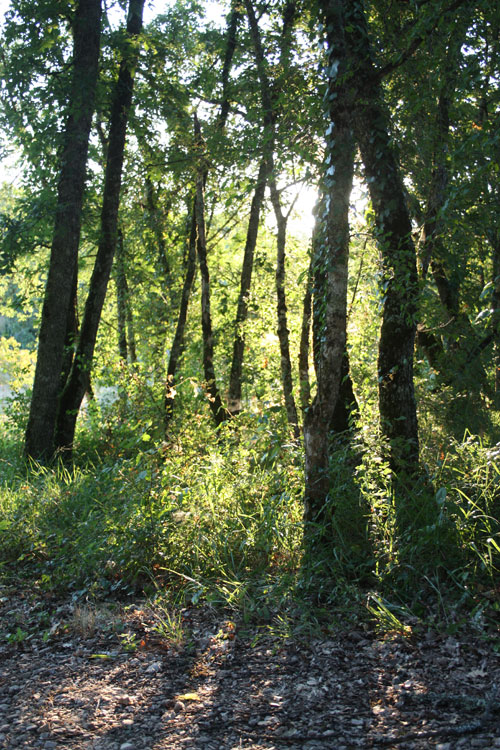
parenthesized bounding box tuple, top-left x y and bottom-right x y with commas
(54, 0, 146, 457)
(24, 0, 102, 462)
(303, 0, 355, 517)
(346, 1, 420, 471)
(244, 0, 300, 437)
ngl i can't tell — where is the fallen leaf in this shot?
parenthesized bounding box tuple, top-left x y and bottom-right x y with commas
(176, 692, 201, 701)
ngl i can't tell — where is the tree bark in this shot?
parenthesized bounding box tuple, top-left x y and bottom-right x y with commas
(269, 175, 300, 438)
(227, 155, 269, 414)
(24, 0, 101, 462)
(244, 0, 300, 435)
(298, 253, 313, 413)
(492, 234, 500, 401)
(163, 5, 240, 431)
(417, 23, 491, 394)
(164, 209, 197, 432)
(54, 0, 145, 457)
(303, 0, 355, 518)
(194, 118, 229, 427)
(330, 349, 358, 433)
(347, 3, 420, 471)
(115, 229, 128, 362)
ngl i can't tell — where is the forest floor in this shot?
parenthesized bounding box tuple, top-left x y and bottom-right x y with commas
(0, 586, 500, 750)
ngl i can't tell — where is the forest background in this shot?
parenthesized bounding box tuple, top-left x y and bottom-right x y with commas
(0, 0, 499, 635)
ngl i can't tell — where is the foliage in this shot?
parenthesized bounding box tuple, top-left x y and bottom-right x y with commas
(0, 0, 499, 633)
(1, 394, 500, 630)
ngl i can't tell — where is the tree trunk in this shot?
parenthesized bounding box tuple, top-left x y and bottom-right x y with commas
(54, 0, 145, 457)
(303, 0, 355, 518)
(115, 229, 128, 362)
(194, 135, 229, 427)
(216, 3, 241, 131)
(164, 209, 197, 433)
(58, 266, 79, 396)
(244, 0, 300, 435)
(227, 155, 268, 414)
(126, 291, 137, 365)
(330, 349, 358, 433)
(144, 175, 174, 366)
(163, 6, 240, 431)
(24, 0, 101, 462)
(269, 175, 300, 438)
(347, 3, 420, 471)
(493, 234, 500, 402)
(298, 253, 313, 413)
(417, 23, 491, 394)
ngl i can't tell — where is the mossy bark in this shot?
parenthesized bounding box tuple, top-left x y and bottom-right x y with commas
(54, 0, 145, 458)
(24, 0, 102, 462)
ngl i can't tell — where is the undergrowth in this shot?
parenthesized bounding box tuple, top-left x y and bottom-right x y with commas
(1, 397, 499, 636)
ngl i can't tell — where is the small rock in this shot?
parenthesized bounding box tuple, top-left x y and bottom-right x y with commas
(436, 744, 451, 750)
(120, 743, 136, 750)
(44, 742, 57, 750)
(145, 661, 161, 674)
(174, 700, 185, 713)
(117, 694, 134, 705)
(121, 718, 134, 727)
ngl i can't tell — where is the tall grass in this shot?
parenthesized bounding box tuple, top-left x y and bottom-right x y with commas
(1, 400, 499, 629)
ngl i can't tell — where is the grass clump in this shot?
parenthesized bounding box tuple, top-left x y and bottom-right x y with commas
(1, 400, 499, 635)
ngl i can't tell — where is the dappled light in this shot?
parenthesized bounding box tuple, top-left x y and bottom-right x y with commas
(1, 0, 499, 745)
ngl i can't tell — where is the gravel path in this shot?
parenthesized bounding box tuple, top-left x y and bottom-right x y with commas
(1, 587, 499, 749)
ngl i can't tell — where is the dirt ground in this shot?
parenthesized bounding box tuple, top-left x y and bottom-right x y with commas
(0, 587, 499, 750)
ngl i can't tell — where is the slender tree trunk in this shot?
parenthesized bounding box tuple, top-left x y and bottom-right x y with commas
(115, 229, 128, 362)
(346, 3, 420, 471)
(216, 3, 241, 131)
(126, 293, 137, 365)
(163, 6, 240, 430)
(24, 0, 101, 462)
(194, 123, 229, 427)
(244, 0, 300, 435)
(165, 210, 197, 432)
(492, 235, 500, 402)
(227, 155, 269, 414)
(269, 175, 300, 438)
(54, 0, 145, 457)
(144, 175, 174, 365)
(145, 177, 172, 286)
(298, 253, 313, 413)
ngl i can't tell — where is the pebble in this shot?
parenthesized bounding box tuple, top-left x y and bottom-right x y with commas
(436, 744, 451, 750)
(120, 743, 136, 750)
(121, 718, 134, 727)
(117, 694, 134, 705)
(145, 661, 162, 674)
